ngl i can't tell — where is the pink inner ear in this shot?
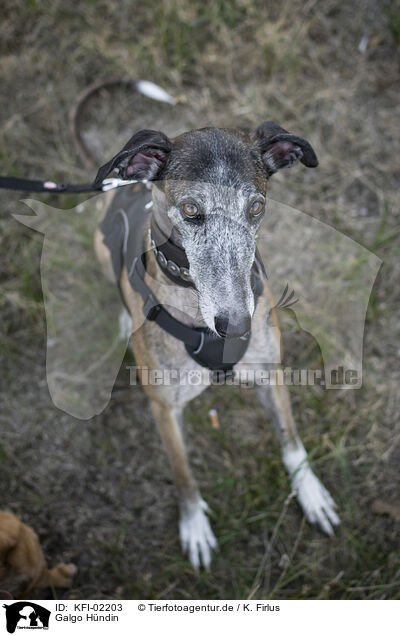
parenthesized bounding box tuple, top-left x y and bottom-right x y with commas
(263, 140, 303, 173)
(127, 148, 167, 178)
(268, 141, 298, 162)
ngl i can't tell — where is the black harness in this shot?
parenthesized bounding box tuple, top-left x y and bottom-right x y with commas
(100, 186, 265, 377)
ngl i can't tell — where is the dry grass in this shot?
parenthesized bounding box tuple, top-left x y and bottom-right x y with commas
(0, 0, 399, 599)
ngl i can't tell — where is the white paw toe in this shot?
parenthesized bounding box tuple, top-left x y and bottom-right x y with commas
(293, 466, 340, 535)
(284, 446, 340, 536)
(179, 497, 217, 569)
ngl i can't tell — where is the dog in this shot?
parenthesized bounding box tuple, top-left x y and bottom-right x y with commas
(0, 511, 76, 598)
(93, 121, 340, 569)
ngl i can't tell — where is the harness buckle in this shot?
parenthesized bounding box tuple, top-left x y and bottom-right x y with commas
(101, 178, 138, 191)
(143, 294, 161, 321)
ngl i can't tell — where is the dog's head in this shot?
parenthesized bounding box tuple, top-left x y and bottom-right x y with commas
(95, 122, 318, 337)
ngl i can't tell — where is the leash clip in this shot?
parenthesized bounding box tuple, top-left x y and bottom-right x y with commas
(101, 178, 138, 191)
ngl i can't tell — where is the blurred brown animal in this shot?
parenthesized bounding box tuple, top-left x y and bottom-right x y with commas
(0, 511, 76, 599)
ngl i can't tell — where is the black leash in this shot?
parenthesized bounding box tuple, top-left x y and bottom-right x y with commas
(0, 175, 137, 194)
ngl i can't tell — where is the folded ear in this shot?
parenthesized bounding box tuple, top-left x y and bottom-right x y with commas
(251, 120, 318, 176)
(93, 129, 174, 186)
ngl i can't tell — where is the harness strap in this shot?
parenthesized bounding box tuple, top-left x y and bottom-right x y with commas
(130, 252, 202, 349)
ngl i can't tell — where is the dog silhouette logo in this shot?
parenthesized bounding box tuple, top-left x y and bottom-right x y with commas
(2, 602, 50, 633)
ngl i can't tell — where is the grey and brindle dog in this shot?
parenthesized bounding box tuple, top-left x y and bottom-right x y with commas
(94, 121, 340, 569)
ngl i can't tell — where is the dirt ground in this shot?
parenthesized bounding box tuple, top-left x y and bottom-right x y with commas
(0, 0, 399, 599)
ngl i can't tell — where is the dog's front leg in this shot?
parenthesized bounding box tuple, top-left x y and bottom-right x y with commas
(150, 400, 217, 569)
(237, 291, 340, 535)
(256, 381, 340, 535)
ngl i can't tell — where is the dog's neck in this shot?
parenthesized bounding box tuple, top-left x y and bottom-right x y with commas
(148, 183, 195, 287)
(150, 215, 193, 286)
(151, 187, 183, 247)
(144, 204, 206, 329)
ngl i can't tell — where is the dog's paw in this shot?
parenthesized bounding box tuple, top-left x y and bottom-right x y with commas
(58, 563, 77, 577)
(179, 497, 217, 570)
(283, 446, 340, 536)
(293, 465, 340, 535)
(50, 563, 77, 587)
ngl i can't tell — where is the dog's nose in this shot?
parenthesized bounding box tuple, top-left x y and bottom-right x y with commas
(214, 313, 251, 339)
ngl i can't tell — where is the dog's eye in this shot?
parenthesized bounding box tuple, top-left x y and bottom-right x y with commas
(183, 203, 198, 217)
(249, 200, 264, 217)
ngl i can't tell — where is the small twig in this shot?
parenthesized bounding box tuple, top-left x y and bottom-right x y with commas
(248, 490, 296, 598)
(269, 515, 306, 597)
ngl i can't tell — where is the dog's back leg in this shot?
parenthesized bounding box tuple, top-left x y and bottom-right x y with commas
(150, 400, 217, 569)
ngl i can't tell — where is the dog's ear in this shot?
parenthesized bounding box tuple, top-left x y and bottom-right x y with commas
(251, 120, 318, 176)
(93, 129, 174, 186)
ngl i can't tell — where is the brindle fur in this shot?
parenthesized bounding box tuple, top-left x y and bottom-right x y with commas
(94, 123, 339, 568)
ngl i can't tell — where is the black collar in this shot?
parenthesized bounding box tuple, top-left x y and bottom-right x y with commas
(149, 217, 194, 288)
